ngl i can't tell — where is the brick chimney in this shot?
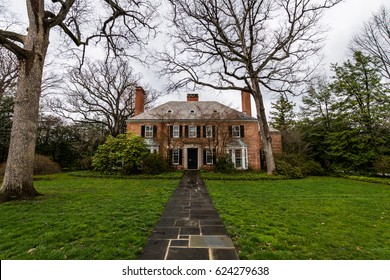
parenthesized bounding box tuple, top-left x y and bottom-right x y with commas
(187, 93, 199, 102)
(134, 86, 145, 116)
(241, 89, 252, 117)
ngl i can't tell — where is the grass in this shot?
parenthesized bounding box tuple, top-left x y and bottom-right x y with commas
(68, 170, 184, 180)
(342, 175, 390, 185)
(0, 173, 178, 260)
(1, 172, 389, 260)
(206, 176, 390, 260)
(200, 170, 287, 180)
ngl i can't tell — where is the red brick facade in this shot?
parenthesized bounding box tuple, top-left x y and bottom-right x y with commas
(127, 90, 282, 171)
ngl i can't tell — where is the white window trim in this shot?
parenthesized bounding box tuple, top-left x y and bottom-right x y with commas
(235, 149, 243, 168)
(173, 125, 180, 138)
(232, 125, 240, 138)
(149, 146, 159, 154)
(189, 125, 197, 138)
(172, 149, 180, 165)
(229, 148, 248, 170)
(145, 125, 154, 138)
(206, 125, 213, 138)
(205, 149, 213, 165)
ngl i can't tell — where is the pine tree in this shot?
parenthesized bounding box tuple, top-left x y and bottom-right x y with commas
(270, 94, 296, 131)
(328, 51, 390, 170)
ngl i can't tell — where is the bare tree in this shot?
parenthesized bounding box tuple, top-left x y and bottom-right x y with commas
(157, 0, 342, 174)
(0, 0, 156, 202)
(351, 5, 390, 81)
(53, 57, 159, 137)
(0, 47, 17, 164)
(0, 46, 18, 98)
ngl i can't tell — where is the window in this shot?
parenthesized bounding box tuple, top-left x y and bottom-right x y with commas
(141, 125, 156, 138)
(172, 149, 180, 165)
(145, 125, 154, 138)
(149, 147, 159, 154)
(205, 125, 213, 138)
(232, 125, 240, 138)
(228, 148, 248, 170)
(172, 125, 180, 138)
(205, 149, 213, 165)
(189, 125, 197, 138)
(231, 125, 244, 138)
(235, 149, 242, 168)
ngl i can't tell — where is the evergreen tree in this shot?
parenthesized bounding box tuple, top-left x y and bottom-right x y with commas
(270, 94, 296, 131)
(270, 94, 305, 157)
(298, 78, 337, 169)
(328, 51, 390, 171)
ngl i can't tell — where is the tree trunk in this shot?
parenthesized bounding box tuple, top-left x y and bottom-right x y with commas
(0, 1, 49, 202)
(252, 80, 276, 175)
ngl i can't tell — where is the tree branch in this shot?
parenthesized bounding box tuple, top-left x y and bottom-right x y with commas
(0, 31, 30, 59)
(48, 0, 76, 27)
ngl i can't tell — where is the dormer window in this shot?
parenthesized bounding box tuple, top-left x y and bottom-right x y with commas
(190, 109, 196, 114)
(167, 109, 173, 113)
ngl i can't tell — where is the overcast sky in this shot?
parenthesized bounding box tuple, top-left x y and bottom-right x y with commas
(154, 0, 390, 115)
(7, 0, 390, 116)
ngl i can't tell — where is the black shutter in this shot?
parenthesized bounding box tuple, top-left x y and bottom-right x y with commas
(180, 125, 183, 137)
(169, 125, 173, 138)
(179, 149, 183, 165)
(153, 126, 157, 138)
(203, 126, 206, 138)
(169, 149, 173, 164)
(229, 126, 233, 137)
(240, 125, 245, 138)
(203, 149, 207, 165)
(197, 126, 201, 138)
(213, 148, 217, 164)
(212, 126, 216, 138)
(141, 125, 145, 137)
(185, 126, 188, 138)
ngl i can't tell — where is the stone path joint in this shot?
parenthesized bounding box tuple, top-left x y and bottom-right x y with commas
(139, 171, 239, 260)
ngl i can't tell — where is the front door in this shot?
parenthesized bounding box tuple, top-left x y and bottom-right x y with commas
(187, 148, 198, 170)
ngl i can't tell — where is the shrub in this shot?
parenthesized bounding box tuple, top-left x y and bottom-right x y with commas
(0, 155, 61, 176)
(215, 154, 235, 174)
(78, 156, 93, 170)
(374, 156, 390, 176)
(142, 153, 169, 174)
(92, 133, 148, 174)
(33, 155, 62, 175)
(275, 153, 325, 176)
(275, 160, 304, 179)
(300, 160, 325, 176)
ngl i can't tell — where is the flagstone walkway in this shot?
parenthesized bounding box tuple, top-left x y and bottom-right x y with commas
(139, 171, 239, 260)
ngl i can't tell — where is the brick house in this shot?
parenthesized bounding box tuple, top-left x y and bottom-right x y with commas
(126, 87, 282, 171)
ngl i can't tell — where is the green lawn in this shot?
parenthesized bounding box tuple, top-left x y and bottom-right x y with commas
(0, 173, 178, 260)
(1, 173, 389, 260)
(206, 177, 390, 260)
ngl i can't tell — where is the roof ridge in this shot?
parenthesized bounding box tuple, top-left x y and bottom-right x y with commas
(129, 100, 257, 121)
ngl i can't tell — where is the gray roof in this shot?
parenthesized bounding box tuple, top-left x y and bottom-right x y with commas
(128, 101, 257, 122)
